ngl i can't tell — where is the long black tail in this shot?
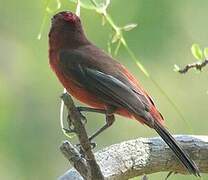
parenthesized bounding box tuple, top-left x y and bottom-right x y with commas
(153, 121, 200, 176)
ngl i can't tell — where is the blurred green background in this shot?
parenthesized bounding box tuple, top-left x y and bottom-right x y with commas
(0, 0, 207, 179)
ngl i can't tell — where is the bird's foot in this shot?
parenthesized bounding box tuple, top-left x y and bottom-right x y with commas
(80, 113, 87, 124)
(76, 107, 87, 124)
(63, 127, 76, 134)
(89, 141, 97, 149)
(76, 141, 97, 149)
(76, 141, 97, 156)
(63, 114, 76, 135)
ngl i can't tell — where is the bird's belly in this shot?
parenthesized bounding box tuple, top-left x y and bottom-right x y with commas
(66, 83, 106, 109)
(68, 83, 135, 120)
(60, 75, 134, 118)
(50, 63, 105, 109)
(51, 62, 134, 119)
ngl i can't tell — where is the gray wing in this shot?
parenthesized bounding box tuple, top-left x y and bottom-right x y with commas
(59, 49, 152, 121)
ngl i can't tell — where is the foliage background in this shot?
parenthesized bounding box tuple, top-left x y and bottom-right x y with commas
(0, 0, 207, 179)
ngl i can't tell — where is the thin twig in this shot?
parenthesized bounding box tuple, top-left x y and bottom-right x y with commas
(60, 93, 104, 180)
(178, 59, 208, 74)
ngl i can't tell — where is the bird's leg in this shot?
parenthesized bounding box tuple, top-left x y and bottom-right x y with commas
(63, 114, 76, 134)
(76, 106, 115, 149)
(88, 106, 116, 142)
(77, 107, 107, 124)
(77, 106, 106, 114)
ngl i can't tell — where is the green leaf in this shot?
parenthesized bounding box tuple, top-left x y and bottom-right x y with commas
(191, 44, 203, 60)
(204, 47, 208, 59)
(122, 23, 138, 31)
(173, 64, 180, 72)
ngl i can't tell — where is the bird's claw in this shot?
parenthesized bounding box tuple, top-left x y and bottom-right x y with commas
(63, 127, 76, 134)
(67, 114, 73, 125)
(76, 107, 87, 124)
(66, 114, 77, 132)
(89, 142, 96, 149)
(80, 114, 87, 124)
(76, 141, 97, 151)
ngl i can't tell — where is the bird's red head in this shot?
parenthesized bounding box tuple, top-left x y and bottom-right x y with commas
(49, 11, 89, 49)
(51, 11, 81, 29)
(52, 11, 80, 25)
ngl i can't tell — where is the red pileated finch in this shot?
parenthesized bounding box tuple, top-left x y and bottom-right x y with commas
(49, 11, 200, 176)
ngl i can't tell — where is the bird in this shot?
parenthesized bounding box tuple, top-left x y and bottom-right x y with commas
(48, 11, 200, 177)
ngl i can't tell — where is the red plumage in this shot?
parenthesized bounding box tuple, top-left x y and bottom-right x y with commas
(49, 11, 199, 176)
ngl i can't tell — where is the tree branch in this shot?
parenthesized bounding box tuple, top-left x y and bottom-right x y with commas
(59, 135, 208, 180)
(60, 93, 104, 180)
(178, 59, 208, 74)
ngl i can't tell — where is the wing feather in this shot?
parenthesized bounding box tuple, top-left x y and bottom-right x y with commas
(59, 49, 153, 123)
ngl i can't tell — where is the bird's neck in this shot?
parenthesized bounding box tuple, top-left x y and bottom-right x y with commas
(49, 28, 89, 51)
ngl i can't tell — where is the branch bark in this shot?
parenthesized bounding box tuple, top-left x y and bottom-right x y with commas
(178, 59, 208, 73)
(59, 135, 208, 180)
(60, 93, 104, 180)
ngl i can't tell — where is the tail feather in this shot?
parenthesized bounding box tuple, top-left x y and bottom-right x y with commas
(154, 121, 200, 177)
